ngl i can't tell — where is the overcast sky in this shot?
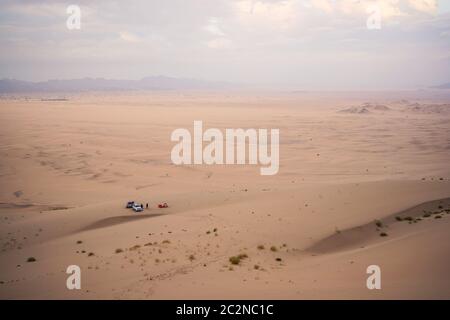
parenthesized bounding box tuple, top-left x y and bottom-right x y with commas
(0, 0, 449, 90)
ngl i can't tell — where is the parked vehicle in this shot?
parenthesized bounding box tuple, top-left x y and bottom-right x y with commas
(132, 203, 144, 212)
(158, 202, 168, 208)
(126, 201, 135, 208)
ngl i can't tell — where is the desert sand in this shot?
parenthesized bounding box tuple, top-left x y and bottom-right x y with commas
(0, 91, 449, 299)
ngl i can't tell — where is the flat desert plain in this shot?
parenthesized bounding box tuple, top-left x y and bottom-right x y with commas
(0, 91, 449, 299)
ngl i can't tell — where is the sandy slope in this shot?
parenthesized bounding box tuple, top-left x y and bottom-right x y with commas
(0, 91, 449, 299)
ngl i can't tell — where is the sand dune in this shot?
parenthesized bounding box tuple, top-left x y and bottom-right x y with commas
(0, 91, 449, 299)
(80, 214, 167, 232)
(307, 197, 450, 254)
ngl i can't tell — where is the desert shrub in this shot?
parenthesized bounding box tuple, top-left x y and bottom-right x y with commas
(229, 256, 240, 265)
(379, 232, 388, 237)
(27, 257, 36, 262)
(257, 244, 265, 250)
(375, 220, 383, 228)
(270, 246, 278, 252)
(115, 248, 123, 254)
(395, 216, 403, 221)
(229, 253, 248, 265)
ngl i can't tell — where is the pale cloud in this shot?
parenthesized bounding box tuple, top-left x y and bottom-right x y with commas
(7, 2, 67, 18)
(378, 0, 407, 19)
(311, 0, 334, 13)
(207, 37, 232, 49)
(119, 31, 142, 43)
(408, 0, 438, 14)
(204, 17, 226, 36)
(233, 0, 299, 31)
(334, 0, 407, 20)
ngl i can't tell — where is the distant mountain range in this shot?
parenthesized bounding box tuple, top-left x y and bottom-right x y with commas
(0, 76, 236, 93)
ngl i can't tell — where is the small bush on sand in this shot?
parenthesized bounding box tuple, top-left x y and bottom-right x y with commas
(257, 244, 265, 250)
(275, 257, 282, 262)
(27, 257, 36, 263)
(115, 248, 123, 254)
(423, 213, 431, 218)
(76, 240, 83, 244)
(254, 264, 260, 270)
(395, 216, 403, 221)
(229, 253, 248, 265)
(189, 254, 195, 261)
(435, 215, 442, 219)
(379, 232, 388, 237)
(374, 220, 383, 228)
(229, 256, 240, 265)
(88, 252, 94, 257)
(270, 246, 278, 252)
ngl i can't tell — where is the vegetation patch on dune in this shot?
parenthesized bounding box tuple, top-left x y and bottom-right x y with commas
(229, 253, 248, 265)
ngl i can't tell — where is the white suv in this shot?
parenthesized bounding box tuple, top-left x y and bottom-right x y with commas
(132, 203, 144, 212)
